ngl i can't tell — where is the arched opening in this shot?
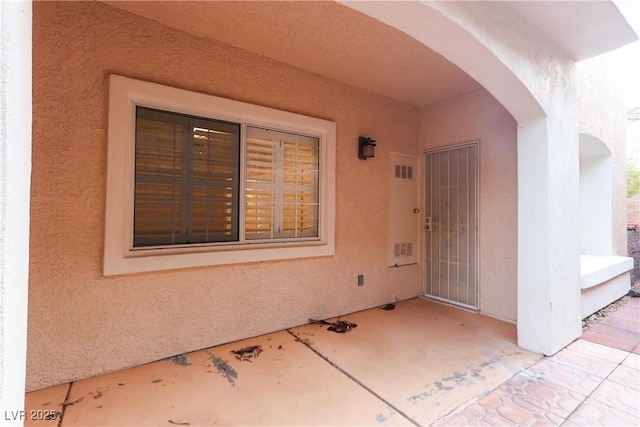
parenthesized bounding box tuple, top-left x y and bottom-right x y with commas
(579, 134, 613, 256)
(578, 134, 632, 318)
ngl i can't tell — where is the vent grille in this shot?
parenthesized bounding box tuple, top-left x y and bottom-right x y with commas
(394, 164, 413, 180)
(394, 242, 413, 257)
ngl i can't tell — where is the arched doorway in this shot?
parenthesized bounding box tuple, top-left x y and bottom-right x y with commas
(340, 0, 583, 355)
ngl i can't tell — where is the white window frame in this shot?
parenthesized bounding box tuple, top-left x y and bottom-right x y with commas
(104, 75, 336, 275)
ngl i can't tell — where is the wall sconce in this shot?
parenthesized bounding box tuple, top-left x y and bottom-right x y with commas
(358, 136, 376, 160)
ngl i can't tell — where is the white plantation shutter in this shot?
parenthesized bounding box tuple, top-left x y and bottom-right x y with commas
(245, 126, 319, 240)
(245, 127, 275, 239)
(134, 107, 240, 247)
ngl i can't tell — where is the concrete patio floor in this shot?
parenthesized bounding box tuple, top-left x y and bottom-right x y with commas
(24, 297, 640, 426)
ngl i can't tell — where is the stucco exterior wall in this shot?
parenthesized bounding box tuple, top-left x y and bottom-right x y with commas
(28, 1, 421, 390)
(420, 89, 518, 323)
(577, 54, 628, 256)
(0, 0, 31, 416)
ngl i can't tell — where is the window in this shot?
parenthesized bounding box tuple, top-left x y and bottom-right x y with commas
(105, 76, 335, 275)
(134, 107, 241, 247)
(245, 126, 319, 241)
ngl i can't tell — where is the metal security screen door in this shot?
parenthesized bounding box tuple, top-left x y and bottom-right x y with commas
(424, 143, 478, 309)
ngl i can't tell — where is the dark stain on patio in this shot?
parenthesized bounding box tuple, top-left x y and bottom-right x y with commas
(171, 354, 191, 366)
(206, 351, 238, 386)
(407, 356, 505, 405)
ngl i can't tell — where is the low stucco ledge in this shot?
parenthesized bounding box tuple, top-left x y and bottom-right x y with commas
(580, 254, 633, 289)
(580, 254, 633, 318)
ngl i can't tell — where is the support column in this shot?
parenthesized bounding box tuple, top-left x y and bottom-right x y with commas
(517, 117, 582, 355)
(0, 0, 32, 421)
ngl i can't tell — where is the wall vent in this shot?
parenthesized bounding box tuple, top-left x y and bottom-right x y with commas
(394, 164, 413, 180)
(394, 242, 413, 257)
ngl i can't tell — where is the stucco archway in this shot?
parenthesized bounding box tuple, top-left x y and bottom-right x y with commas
(340, 0, 583, 355)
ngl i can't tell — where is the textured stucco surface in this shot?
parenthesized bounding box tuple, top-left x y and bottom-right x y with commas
(577, 54, 629, 256)
(433, 1, 583, 354)
(28, 1, 422, 390)
(102, 0, 481, 109)
(420, 89, 518, 323)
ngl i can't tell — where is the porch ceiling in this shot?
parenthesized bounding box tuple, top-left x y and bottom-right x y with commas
(101, 1, 637, 107)
(100, 0, 482, 108)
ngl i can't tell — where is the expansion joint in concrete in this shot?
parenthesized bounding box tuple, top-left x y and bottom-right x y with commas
(285, 329, 421, 427)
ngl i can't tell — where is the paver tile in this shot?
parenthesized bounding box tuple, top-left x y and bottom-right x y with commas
(589, 380, 640, 417)
(581, 331, 638, 352)
(566, 339, 628, 364)
(452, 388, 565, 427)
(600, 316, 638, 331)
(500, 371, 585, 418)
(567, 399, 639, 426)
(622, 353, 640, 370)
(608, 364, 640, 391)
(526, 359, 602, 396)
(548, 348, 618, 378)
(584, 323, 638, 339)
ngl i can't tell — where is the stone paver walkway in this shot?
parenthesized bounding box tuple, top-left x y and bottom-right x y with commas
(436, 298, 640, 426)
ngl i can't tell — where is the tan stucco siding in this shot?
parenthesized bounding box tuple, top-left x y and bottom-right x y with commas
(420, 89, 518, 323)
(28, 1, 421, 390)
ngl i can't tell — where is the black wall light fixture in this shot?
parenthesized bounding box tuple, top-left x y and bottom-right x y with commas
(358, 136, 376, 160)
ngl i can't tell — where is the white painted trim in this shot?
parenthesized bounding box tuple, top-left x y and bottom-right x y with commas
(104, 75, 336, 275)
(0, 0, 31, 419)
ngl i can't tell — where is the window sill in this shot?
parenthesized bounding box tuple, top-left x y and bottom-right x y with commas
(104, 241, 334, 276)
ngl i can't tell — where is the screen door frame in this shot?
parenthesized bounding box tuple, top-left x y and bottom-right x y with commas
(423, 141, 480, 310)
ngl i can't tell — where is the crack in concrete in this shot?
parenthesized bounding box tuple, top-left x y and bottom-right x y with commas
(286, 328, 420, 427)
(57, 382, 73, 427)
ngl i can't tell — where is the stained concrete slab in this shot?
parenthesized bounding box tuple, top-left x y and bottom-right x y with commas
(289, 298, 540, 425)
(24, 298, 540, 426)
(55, 330, 412, 426)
